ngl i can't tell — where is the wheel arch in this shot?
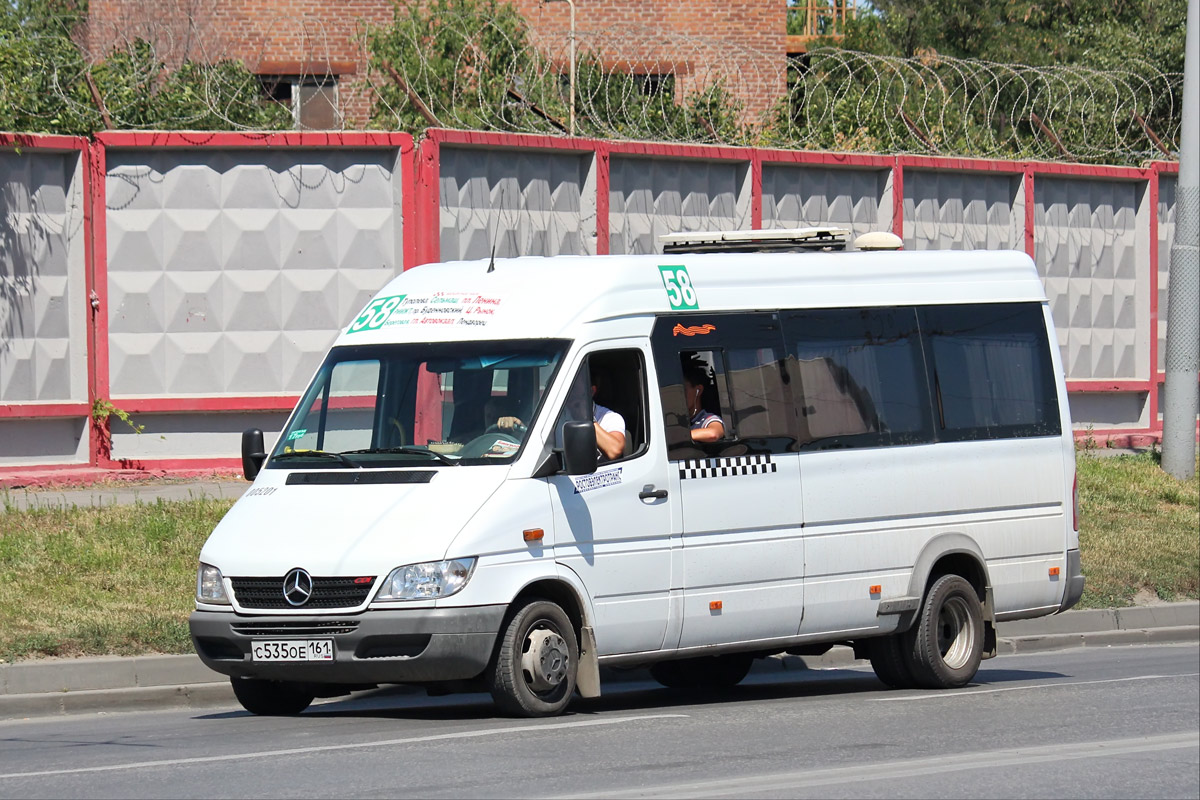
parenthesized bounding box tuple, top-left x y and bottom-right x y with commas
(907, 532, 991, 602)
(510, 577, 590, 637)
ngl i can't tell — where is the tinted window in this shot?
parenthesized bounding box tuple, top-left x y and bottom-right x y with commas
(652, 313, 794, 458)
(921, 303, 1061, 440)
(784, 308, 933, 450)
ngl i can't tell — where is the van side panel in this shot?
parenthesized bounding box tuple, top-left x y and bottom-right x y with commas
(799, 436, 1067, 635)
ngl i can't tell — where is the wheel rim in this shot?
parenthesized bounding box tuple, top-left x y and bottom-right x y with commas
(937, 595, 975, 669)
(521, 625, 569, 694)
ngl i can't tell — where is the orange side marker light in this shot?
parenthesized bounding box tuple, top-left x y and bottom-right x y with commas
(709, 600, 723, 612)
(869, 585, 882, 596)
(523, 528, 544, 542)
(1049, 566, 1060, 577)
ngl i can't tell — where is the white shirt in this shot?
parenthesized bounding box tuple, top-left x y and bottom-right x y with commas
(593, 402, 626, 435)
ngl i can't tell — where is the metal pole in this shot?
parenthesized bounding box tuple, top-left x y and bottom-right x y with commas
(567, 0, 576, 136)
(1162, 0, 1200, 479)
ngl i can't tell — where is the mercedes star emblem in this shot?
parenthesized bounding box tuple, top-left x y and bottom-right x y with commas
(283, 568, 314, 607)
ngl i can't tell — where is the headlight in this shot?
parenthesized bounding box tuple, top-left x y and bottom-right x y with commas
(376, 558, 476, 601)
(196, 563, 231, 605)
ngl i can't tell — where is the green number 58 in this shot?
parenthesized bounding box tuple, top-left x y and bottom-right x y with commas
(658, 265, 699, 310)
(349, 294, 406, 333)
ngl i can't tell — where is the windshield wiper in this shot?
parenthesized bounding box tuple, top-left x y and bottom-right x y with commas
(271, 450, 359, 468)
(340, 446, 458, 466)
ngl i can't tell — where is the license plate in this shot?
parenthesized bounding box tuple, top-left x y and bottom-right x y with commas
(251, 639, 334, 662)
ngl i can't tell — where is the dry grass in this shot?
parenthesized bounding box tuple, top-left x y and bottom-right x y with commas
(0, 498, 234, 662)
(0, 453, 1195, 661)
(1076, 451, 1199, 608)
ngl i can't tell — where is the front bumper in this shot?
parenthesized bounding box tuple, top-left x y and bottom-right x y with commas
(189, 605, 506, 685)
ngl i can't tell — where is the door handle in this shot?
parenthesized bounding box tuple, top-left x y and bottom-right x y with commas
(639, 487, 668, 500)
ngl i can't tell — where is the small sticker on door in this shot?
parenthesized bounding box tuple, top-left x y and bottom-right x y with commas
(572, 467, 623, 493)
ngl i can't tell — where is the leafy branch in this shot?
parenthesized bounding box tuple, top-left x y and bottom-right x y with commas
(91, 398, 144, 435)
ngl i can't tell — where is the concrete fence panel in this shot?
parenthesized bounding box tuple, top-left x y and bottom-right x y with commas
(1036, 175, 1152, 430)
(101, 136, 409, 463)
(903, 170, 1024, 252)
(762, 163, 891, 243)
(1157, 173, 1176, 378)
(438, 146, 595, 261)
(0, 144, 90, 466)
(608, 156, 750, 254)
(1156, 172, 1177, 425)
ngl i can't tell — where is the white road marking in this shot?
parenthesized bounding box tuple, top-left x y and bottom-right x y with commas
(561, 731, 1200, 799)
(866, 672, 1200, 701)
(0, 714, 688, 780)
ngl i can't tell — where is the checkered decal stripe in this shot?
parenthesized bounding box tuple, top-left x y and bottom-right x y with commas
(679, 454, 777, 480)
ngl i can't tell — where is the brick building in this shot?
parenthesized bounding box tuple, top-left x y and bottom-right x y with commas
(85, 0, 791, 130)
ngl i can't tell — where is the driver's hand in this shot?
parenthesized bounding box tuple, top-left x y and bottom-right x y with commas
(497, 416, 523, 431)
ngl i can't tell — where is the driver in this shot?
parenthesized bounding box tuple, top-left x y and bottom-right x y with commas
(487, 397, 527, 435)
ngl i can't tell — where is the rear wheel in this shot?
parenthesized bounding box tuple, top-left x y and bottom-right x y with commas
(230, 678, 314, 715)
(905, 574, 984, 689)
(649, 654, 753, 690)
(488, 599, 578, 717)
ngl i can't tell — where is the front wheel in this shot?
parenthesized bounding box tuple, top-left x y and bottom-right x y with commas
(488, 599, 579, 717)
(230, 678, 314, 715)
(905, 574, 984, 689)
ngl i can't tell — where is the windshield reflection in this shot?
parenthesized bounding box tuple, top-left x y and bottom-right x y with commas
(269, 339, 568, 468)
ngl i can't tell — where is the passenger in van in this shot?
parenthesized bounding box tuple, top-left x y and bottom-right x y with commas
(682, 361, 725, 443)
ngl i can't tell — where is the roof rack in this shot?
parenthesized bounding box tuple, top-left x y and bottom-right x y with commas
(659, 226, 850, 254)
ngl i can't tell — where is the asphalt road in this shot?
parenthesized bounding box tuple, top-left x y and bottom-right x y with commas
(0, 643, 1196, 800)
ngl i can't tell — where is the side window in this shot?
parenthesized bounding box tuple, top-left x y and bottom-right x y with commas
(920, 303, 1061, 440)
(553, 349, 648, 462)
(287, 359, 381, 453)
(652, 313, 794, 458)
(784, 307, 933, 450)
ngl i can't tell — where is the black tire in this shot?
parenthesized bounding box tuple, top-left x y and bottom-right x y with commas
(488, 599, 578, 717)
(230, 678, 314, 716)
(867, 635, 918, 689)
(905, 574, 985, 689)
(649, 654, 753, 690)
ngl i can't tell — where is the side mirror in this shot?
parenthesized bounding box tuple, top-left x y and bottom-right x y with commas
(561, 421, 597, 476)
(241, 428, 267, 482)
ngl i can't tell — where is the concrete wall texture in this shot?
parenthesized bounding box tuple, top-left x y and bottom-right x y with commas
(0, 130, 1184, 474)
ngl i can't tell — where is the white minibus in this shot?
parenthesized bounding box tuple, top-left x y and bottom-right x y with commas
(190, 228, 1083, 717)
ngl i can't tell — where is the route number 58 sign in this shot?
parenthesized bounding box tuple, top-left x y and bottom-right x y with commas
(658, 265, 699, 311)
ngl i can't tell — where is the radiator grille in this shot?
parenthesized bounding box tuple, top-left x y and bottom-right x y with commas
(230, 577, 375, 609)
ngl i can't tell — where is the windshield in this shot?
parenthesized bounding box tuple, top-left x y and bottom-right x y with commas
(269, 339, 569, 468)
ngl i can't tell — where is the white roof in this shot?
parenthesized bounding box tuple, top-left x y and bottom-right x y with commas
(334, 249, 1047, 347)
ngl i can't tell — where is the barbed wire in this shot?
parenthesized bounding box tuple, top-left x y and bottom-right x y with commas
(0, 6, 1182, 165)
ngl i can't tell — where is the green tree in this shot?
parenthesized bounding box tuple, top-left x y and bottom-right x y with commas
(369, 0, 545, 132)
(1, 0, 290, 134)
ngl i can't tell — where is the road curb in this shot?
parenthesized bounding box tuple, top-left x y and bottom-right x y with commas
(0, 683, 239, 719)
(2, 603, 1196, 721)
